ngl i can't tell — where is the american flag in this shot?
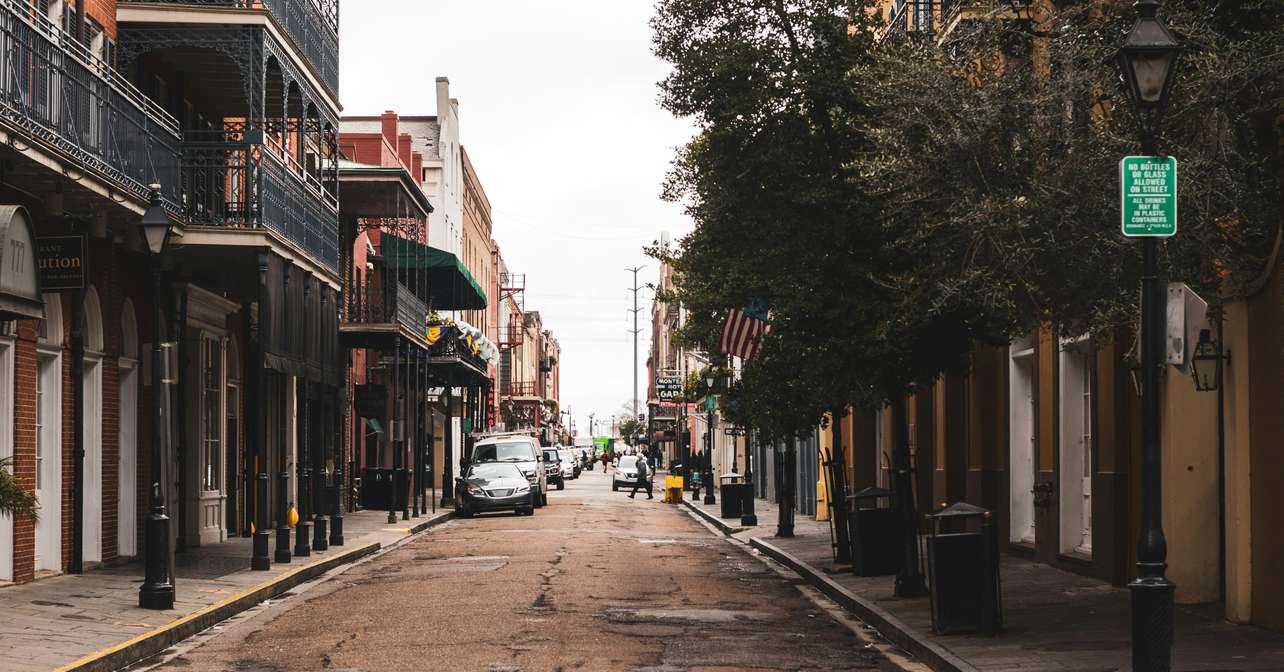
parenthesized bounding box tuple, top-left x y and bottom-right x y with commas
(719, 302, 770, 360)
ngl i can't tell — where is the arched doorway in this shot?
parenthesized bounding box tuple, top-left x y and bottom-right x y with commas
(117, 299, 139, 557)
(82, 287, 104, 564)
(35, 293, 63, 572)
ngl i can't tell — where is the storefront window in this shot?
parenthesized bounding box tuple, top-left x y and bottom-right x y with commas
(202, 337, 222, 492)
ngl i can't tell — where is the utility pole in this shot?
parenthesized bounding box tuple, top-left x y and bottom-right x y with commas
(626, 266, 645, 423)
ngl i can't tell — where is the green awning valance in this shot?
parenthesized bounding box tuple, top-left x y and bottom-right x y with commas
(382, 235, 488, 310)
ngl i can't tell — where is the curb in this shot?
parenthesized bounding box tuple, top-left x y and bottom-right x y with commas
(748, 537, 978, 672)
(59, 512, 453, 672)
(680, 498, 747, 536)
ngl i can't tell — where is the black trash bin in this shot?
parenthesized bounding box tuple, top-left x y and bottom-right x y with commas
(719, 473, 744, 519)
(925, 502, 1002, 635)
(846, 486, 903, 577)
(360, 468, 409, 511)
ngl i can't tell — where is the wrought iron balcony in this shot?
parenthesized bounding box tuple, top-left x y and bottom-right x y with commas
(119, 0, 339, 94)
(182, 124, 339, 271)
(0, 0, 181, 205)
(880, 0, 1031, 43)
(344, 274, 425, 336)
(502, 381, 538, 398)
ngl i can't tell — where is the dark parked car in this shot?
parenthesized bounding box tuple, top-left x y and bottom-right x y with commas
(542, 447, 565, 490)
(454, 463, 536, 517)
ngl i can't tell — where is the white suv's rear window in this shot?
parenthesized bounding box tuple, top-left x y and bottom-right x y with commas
(474, 441, 535, 462)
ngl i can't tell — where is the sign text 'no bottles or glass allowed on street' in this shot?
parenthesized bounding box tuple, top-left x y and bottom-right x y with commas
(1121, 156, 1177, 237)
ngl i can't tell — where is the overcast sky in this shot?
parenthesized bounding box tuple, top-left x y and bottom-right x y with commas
(341, 2, 695, 436)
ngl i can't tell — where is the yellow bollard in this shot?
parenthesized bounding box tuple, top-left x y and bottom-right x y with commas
(664, 475, 684, 503)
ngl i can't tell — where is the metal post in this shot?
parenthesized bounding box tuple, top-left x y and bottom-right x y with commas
(1130, 149, 1175, 667)
(892, 398, 927, 597)
(703, 398, 716, 505)
(741, 429, 757, 526)
(140, 262, 175, 609)
(251, 257, 272, 567)
(390, 341, 401, 524)
(294, 380, 311, 559)
(440, 386, 454, 507)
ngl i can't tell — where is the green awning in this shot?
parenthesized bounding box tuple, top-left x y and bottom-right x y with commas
(365, 418, 385, 435)
(382, 235, 488, 310)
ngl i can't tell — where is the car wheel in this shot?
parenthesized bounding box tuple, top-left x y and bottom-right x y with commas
(541, 493, 549, 506)
(612, 482, 618, 492)
(534, 490, 544, 508)
(557, 480, 565, 491)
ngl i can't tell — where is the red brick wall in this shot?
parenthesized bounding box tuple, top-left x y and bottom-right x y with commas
(12, 320, 38, 583)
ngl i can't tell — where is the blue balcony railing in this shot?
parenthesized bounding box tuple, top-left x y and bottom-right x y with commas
(0, 0, 181, 206)
(119, 0, 339, 94)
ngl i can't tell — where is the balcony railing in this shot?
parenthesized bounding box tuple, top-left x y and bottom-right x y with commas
(345, 274, 425, 336)
(182, 125, 339, 271)
(880, 0, 1030, 43)
(0, 0, 181, 205)
(119, 0, 339, 94)
(502, 381, 537, 398)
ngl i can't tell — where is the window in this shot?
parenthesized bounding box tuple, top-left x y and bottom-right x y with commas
(202, 337, 222, 491)
(35, 362, 44, 490)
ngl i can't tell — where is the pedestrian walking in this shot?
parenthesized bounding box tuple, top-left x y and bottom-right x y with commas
(629, 449, 653, 500)
(600, 452, 609, 472)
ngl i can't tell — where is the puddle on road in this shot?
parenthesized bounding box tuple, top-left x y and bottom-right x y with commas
(604, 607, 769, 623)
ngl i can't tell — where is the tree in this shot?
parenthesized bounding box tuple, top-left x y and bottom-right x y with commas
(0, 458, 37, 521)
(855, 2, 1282, 346)
(651, 0, 896, 441)
(619, 418, 645, 446)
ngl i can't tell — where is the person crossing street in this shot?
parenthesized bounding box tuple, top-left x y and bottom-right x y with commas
(629, 448, 654, 500)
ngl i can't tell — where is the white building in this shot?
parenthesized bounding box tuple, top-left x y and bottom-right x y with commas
(339, 77, 464, 256)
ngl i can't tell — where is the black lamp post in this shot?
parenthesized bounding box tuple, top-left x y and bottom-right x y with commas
(138, 187, 175, 610)
(703, 372, 716, 506)
(1115, 1, 1181, 669)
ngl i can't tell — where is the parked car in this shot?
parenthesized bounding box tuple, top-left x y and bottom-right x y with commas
(612, 455, 640, 492)
(470, 434, 548, 507)
(542, 447, 565, 490)
(559, 449, 581, 479)
(454, 462, 535, 517)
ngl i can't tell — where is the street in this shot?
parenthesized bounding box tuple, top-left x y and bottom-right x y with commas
(137, 469, 921, 672)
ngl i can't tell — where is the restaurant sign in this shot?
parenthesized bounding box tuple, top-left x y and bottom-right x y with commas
(36, 234, 87, 291)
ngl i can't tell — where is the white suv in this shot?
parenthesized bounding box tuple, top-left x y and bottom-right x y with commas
(470, 434, 548, 507)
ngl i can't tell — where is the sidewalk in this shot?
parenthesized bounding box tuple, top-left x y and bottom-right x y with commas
(0, 508, 452, 672)
(682, 493, 1284, 672)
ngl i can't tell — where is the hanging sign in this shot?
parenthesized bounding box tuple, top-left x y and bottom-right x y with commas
(655, 375, 682, 402)
(36, 234, 87, 290)
(1120, 156, 1178, 237)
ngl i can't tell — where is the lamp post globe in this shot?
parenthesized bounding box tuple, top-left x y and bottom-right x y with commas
(1115, 2, 1180, 669)
(1115, 0, 1181, 115)
(138, 186, 175, 610)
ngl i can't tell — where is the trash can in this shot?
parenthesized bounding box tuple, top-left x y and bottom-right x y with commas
(846, 486, 903, 577)
(360, 468, 409, 511)
(719, 473, 745, 519)
(925, 502, 1002, 635)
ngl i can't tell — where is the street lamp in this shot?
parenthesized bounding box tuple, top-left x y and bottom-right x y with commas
(1115, 1, 1181, 669)
(703, 372, 716, 506)
(137, 186, 175, 610)
(1189, 329, 1227, 393)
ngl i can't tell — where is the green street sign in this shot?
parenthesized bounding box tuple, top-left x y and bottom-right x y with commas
(705, 395, 715, 412)
(1121, 156, 1177, 237)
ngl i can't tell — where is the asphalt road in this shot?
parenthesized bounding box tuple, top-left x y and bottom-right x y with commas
(140, 467, 923, 672)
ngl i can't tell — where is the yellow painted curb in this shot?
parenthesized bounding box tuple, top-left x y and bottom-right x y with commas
(55, 541, 381, 672)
